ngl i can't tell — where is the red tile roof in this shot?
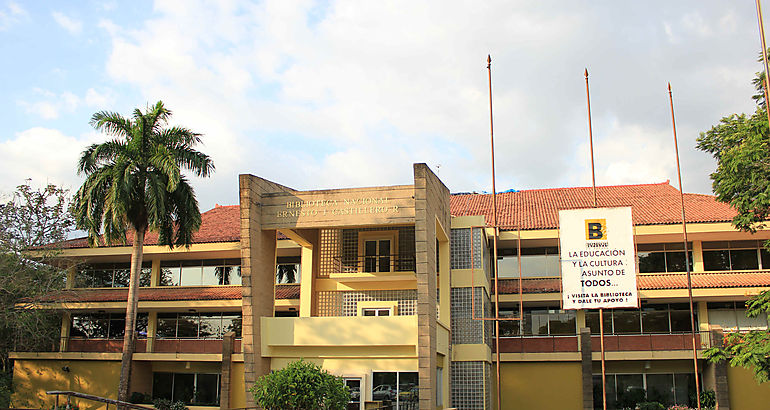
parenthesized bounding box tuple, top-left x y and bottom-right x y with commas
(36, 286, 243, 303)
(450, 182, 737, 230)
(60, 205, 241, 249)
(496, 271, 770, 294)
(34, 284, 300, 303)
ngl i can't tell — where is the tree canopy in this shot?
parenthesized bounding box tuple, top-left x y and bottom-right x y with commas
(250, 360, 350, 410)
(698, 51, 770, 383)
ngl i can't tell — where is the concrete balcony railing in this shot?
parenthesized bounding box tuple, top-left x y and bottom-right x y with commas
(68, 339, 147, 353)
(496, 332, 712, 354)
(261, 316, 418, 354)
(67, 338, 242, 354)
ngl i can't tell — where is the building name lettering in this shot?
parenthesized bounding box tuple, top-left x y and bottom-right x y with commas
(276, 197, 401, 218)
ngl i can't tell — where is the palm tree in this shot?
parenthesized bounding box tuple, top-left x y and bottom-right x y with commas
(73, 101, 214, 402)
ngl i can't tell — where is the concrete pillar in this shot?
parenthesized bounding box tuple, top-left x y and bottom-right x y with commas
(220, 331, 235, 410)
(59, 312, 71, 352)
(146, 311, 158, 352)
(692, 240, 704, 272)
(65, 266, 76, 289)
(710, 326, 730, 410)
(150, 259, 161, 287)
(580, 327, 594, 410)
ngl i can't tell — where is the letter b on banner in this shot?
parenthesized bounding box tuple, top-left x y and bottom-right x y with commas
(585, 219, 607, 240)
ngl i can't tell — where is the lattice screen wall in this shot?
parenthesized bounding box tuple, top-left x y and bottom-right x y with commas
(450, 361, 492, 409)
(319, 227, 416, 276)
(316, 289, 417, 316)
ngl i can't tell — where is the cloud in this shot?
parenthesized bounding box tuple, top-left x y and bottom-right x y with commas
(18, 89, 80, 120)
(52, 11, 82, 34)
(0, 128, 99, 193)
(0, 1, 26, 30)
(91, 0, 761, 209)
(84, 88, 115, 107)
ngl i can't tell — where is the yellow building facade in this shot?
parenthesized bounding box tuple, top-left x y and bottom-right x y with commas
(10, 166, 770, 409)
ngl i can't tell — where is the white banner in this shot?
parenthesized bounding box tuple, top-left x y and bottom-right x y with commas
(559, 207, 637, 309)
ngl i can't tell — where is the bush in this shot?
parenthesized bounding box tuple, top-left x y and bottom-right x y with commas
(128, 392, 152, 404)
(152, 398, 187, 410)
(638, 402, 665, 410)
(699, 389, 716, 409)
(250, 359, 350, 410)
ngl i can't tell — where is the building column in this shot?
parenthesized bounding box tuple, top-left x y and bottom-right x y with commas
(150, 259, 161, 286)
(220, 331, 235, 410)
(146, 311, 158, 352)
(579, 327, 594, 410)
(710, 326, 730, 409)
(692, 240, 704, 272)
(59, 312, 71, 352)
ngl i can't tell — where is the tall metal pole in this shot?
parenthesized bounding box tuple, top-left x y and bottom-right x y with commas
(488, 54, 502, 410)
(756, 0, 770, 125)
(585, 68, 607, 410)
(668, 83, 701, 410)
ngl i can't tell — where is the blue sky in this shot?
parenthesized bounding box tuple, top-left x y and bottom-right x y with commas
(0, 1, 764, 211)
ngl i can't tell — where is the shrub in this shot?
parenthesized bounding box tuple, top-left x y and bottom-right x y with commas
(638, 402, 665, 410)
(250, 359, 350, 410)
(152, 398, 187, 410)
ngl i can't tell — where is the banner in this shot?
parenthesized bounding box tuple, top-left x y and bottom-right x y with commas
(559, 207, 637, 309)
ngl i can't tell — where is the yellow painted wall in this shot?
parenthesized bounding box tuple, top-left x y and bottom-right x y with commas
(12, 359, 119, 410)
(727, 366, 770, 410)
(497, 362, 582, 410)
(230, 362, 246, 409)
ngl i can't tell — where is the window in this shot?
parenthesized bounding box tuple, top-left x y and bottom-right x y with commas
(276, 256, 300, 284)
(362, 308, 391, 316)
(358, 231, 398, 273)
(160, 259, 241, 286)
(586, 304, 696, 335)
(497, 307, 576, 336)
(592, 373, 696, 409)
(637, 243, 693, 273)
(70, 313, 148, 339)
(75, 263, 151, 288)
(708, 301, 769, 332)
(344, 378, 362, 410)
(371, 371, 418, 409)
(703, 240, 764, 271)
(156, 312, 242, 339)
(497, 247, 560, 278)
(152, 372, 220, 406)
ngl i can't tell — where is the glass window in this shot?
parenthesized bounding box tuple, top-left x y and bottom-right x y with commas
(612, 310, 641, 334)
(152, 372, 173, 401)
(176, 314, 199, 338)
(669, 309, 694, 332)
(152, 373, 220, 406)
(345, 378, 361, 410)
(615, 374, 645, 409)
(646, 374, 675, 406)
(586, 310, 613, 335)
(638, 252, 665, 273)
(160, 261, 181, 286)
(703, 250, 730, 271)
(112, 264, 130, 287)
(198, 314, 222, 338)
(362, 308, 391, 317)
(673, 373, 695, 406)
(180, 261, 202, 286)
(524, 309, 550, 336)
(548, 310, 576, 335)
(372, 372, 418, 409)
(641, 305, 669, 333)
(156, 314, 178, 338)
(201, 262, 221, 286)
(222, 315, 242, 337)
(731, 249, 759, 270)
(194, 374, 220, 406)
(172, 373, 195, 404)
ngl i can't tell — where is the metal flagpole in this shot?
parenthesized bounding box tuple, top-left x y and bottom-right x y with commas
(756, 0, 770, 125)
(667, 83, 702, 410)
(585, 68, 607, 410)
(487, 54, 502, 410)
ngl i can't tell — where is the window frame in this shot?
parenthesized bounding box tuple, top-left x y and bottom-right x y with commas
(357, 231, 399, 273)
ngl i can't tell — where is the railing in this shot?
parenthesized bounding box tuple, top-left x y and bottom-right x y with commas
(153, 338, 225, 354)
(330, 254, 416, 274)
(496, 332, 712, 353)
(67, 338, 241, 354)
(68, 339, 147, 353)
(46, 391, 152, 410)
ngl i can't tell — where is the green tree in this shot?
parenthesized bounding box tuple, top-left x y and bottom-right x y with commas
(0, 181, 74, 407)
(697, 51, 770, 384)
(73, 101, 214, 401)
(250, 360, 350, 410)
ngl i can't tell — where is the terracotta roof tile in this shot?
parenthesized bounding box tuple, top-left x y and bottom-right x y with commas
(37, 286, 242, 303)
(275, 284, 300, 299)
(450, 182, 737, 230)
(496, 271, 770, 294)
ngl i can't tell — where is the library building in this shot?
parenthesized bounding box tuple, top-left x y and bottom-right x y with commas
(9, 163, 770, 409)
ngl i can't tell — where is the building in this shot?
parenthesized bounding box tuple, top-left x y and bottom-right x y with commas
(9, 164, 770, 409)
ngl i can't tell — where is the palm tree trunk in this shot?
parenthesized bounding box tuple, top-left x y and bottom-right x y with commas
(117, 229, 144, 403)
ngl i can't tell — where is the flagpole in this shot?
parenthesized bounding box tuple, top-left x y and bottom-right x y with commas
(756, 0, 770, 125)
(488, 54, 502, 410)
(585, 68, 607, 410)
(667, 83, 701, 410)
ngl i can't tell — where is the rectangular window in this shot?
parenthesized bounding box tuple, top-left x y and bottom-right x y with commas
(703, 240, 763, 271)
(160, 260, 241, 286)
(708, 301, 769, 331)
(155, 312, 243, 339)
(497, 247, 560, 278)
(359, 231, 398, 273)
(70, 313, 147, 339)
(372, 371, 418, 409)
(637, 243, 692, 273)
(276, 256, 301, 284)
(593, 372, 696, 409)
(362, 308, 391, 317)
(152, 372, 220, 406)
(76, 262, 151, 288)
(344, 378, 361, 410)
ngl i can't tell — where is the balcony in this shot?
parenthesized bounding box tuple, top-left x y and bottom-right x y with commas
(68, 339, 147, 353)
(496, 332, 711, 354)
(66, 338, 240, 354)
(327, 254, 417, 282)
(261, 316, 418, 356)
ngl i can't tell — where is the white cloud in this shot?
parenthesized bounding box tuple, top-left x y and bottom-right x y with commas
(0, 1, 26, 30)
(0, 128, 99, 193)
(52, 11, 82, 34)
(18, 90, 80, 120)
(90, 0, 761, 209)
(85, 88, 115, 107)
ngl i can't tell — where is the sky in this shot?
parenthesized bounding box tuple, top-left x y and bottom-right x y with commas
(0, 0, 765, 211)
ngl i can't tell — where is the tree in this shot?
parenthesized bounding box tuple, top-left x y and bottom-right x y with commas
(250, 360, 350, 410)
(697, 51, 770, 383)
(0, 181, 74, 407)
(73, 101, 214, 401)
